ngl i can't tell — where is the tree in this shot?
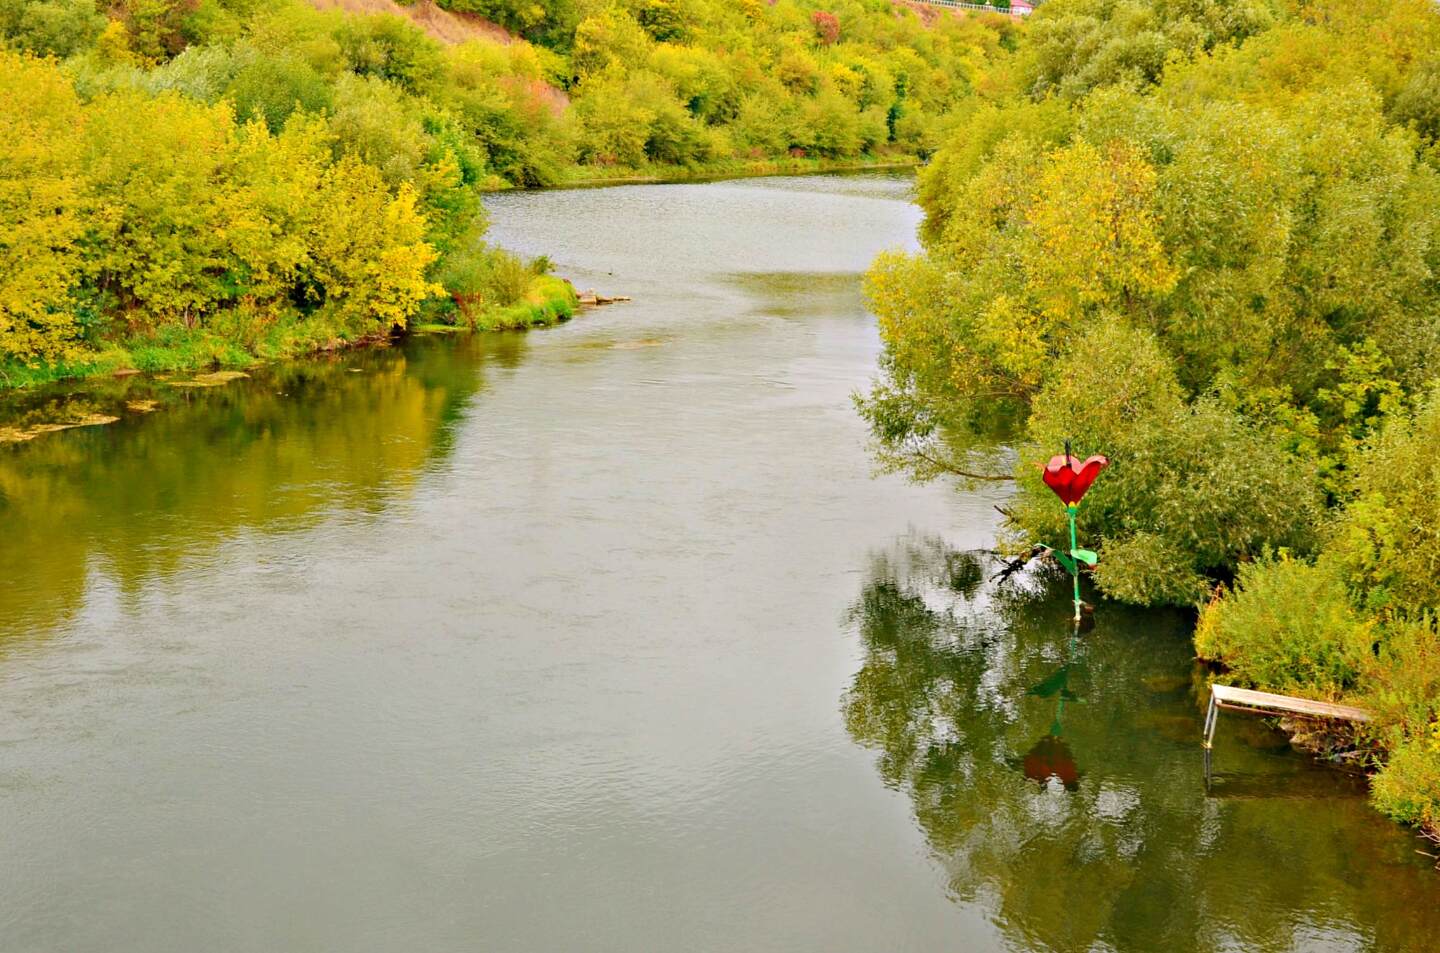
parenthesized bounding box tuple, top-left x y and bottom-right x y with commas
(0, 0, 105, 57)
(811, 10, 839, 46)
(0, 52, 87, 362)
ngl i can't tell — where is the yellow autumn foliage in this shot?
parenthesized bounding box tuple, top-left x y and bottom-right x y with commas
(0, 52, 86, 362)
(1023, 139, 1178, 323)
(0, 51, 443, 365)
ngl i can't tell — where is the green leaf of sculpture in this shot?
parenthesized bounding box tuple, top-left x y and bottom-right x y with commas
(1071, 548, 1098, 567)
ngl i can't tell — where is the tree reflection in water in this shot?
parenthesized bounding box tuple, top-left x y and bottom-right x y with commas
(841, 535, 1440, 953)
(0, 332, 521, 642)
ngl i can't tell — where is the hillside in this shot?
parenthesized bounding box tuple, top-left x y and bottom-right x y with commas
(307, 0, 514, 45)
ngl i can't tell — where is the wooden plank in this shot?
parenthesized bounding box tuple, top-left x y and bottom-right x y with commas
(1211, 684, 1372, 723)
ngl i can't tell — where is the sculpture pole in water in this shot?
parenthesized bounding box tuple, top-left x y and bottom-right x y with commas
(1041, 441, 1109, 622)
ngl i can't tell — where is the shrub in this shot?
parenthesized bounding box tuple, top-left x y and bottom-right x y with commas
(333, 12, 444, 95)
(0, 0, 106, 57)
(1362, 616, 1440, 818)
(1330, 392, 1440, 614)
(0, 51, 86, 363)
(1371, 737, 1440, 829)
(1194, 556, 1374, 698)
(483, 249, 533, 307)
(812, 11, 839, 46)
(1359, 619, 1440, 754)
(634, 0, 688, 43)
(225, 54, 332, 132)
(1012, 319, 1322, 605)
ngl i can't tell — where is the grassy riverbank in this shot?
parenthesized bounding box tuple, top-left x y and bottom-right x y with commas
(416, 274, 579, 333)
(544, 155, 921, 189)
(0, 274, 578, 394)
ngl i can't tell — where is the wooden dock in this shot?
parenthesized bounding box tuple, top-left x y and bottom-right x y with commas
(1203, 684, 1372, 749)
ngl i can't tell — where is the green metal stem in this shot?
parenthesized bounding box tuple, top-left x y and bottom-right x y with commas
(1067, 504, 1081, 621)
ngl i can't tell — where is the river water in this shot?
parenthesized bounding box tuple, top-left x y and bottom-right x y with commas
(0, 174, 1435, 952)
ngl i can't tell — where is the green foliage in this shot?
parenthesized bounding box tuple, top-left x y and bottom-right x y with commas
(225, 52, 332, 131)
(1194, 556, 1373, 698)
(1200, 563, 1440, 826)
(572, 66, 711, 166)
(552, 0, 1010, 170)
(9, 0, 1014, 194)
(859, 0, 1440, 825)
(0, 0, 105, 57)
(333, 12, 443, 95)
(1329, 391, 1440, 614)
(1371, 738, 1440, 829)
(0, 51, 86, 362)
(632, 0, 689, 43)
(1363, 615, 1440, 752)
(1365, 612, 1440, 828)
(867, 0, 1440, 609)
(0, 51, 454, 369)
(1393, 52, 1440, 145)
(445, 0, 580, 47)
(1013, 320, 1321, 605)
(7, 0, 1000, 378)
(116, 0, 197, 62)
(1020, 0, 1280, 100)
(476, 274, 576, 330)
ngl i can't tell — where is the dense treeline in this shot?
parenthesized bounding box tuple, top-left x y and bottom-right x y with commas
(1, 0, 1009, 380)
(860, 0, 1440, 831)
(445, 0, 1013, 174)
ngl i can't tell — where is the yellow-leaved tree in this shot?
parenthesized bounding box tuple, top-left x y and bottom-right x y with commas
(1022, 138, 1177, 324)
(305, 158, 441, 336)
(0, 52, 86, 363)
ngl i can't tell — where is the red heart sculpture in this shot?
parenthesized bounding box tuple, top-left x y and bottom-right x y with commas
(1042, 454, 1109, 506)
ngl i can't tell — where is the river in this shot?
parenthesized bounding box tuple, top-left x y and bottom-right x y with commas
(0, 174, 1435, 952)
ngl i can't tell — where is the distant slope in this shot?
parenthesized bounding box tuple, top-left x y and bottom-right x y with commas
(306, 0, 514, 45)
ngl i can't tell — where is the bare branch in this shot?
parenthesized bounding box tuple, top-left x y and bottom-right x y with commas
(909, 445, 1014, 482)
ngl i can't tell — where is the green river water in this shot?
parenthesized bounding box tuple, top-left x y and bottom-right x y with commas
(0, 174, 1435, 952)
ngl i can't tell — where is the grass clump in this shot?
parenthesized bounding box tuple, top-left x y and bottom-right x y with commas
(431, 248, 577, 332)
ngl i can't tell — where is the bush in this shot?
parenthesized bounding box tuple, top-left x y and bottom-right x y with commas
(1371, 737, 1440, 828)
(1330, 392, 1440, 614)
(1194, 556, 1374, 698)
(483, 249, 533, 307)
(333, 12, 444, 95)
(1011, 319, 1322, 605)
(812, 11, 839, 46)
(0, 0, 106, 57)
(1359, 619, 1440, 754)
(0, 51, 86, 363)
(1362, 616, 1440, 817)
(225, 53, 332, 132)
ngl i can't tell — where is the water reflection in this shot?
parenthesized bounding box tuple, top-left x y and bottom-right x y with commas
(0, 333, 521, 641)
(1021, 654, 1082, 791)
(843, 535, 1440, 953)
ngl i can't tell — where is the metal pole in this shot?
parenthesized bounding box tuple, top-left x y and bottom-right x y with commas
(1067, 503, 1081, 621)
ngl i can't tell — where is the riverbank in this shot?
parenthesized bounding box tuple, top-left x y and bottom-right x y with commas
(0, 276, 579, 397)
(536, 155, 922, 190)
